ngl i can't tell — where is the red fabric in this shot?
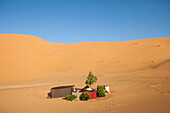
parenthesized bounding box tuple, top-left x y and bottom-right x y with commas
(82, 90, 97, 99)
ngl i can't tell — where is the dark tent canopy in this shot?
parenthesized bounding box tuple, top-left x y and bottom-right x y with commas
(50, 85, 74, 98)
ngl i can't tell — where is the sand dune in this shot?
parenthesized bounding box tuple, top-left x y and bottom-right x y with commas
(0, 34, 170, 113)
(0, 34, 170, 84)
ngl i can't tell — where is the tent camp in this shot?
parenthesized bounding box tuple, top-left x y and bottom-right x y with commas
(50, 85, 75, 98)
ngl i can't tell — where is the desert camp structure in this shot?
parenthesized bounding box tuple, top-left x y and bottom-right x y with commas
(49, 85, 110, 100)
(50, 85, 75, 98)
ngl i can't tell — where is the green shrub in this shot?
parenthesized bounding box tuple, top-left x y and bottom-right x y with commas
(97, 85, 106, 97)
(66, 94, 77, 101)
(97, 90, 105, 97)
(80, 92, 90, 101)
(97, 85, 105, 92)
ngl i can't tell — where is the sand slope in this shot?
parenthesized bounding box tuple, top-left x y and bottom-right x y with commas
(0, 34, 170, 113)
(0, 34, 170, 84)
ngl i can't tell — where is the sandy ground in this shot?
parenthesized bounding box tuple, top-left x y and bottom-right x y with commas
(0, 34, 170, 113)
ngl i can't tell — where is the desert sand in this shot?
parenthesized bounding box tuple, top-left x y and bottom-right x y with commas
(0, 34, 170, 113)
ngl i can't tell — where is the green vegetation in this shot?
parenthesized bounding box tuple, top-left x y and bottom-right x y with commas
(97, 85, 106, 97)
(80, 92, 90, 101)
(66, 94, 77, 101)
(85, 71, 97, 87)
(97, 90, 105, 97)
(97, 85, 105, 92)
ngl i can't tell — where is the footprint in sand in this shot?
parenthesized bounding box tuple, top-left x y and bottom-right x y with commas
(157, 45, 161, 47)
(133, 42, 138, 45)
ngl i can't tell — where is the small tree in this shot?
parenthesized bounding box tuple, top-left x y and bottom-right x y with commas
(85, 71, 97, 87)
